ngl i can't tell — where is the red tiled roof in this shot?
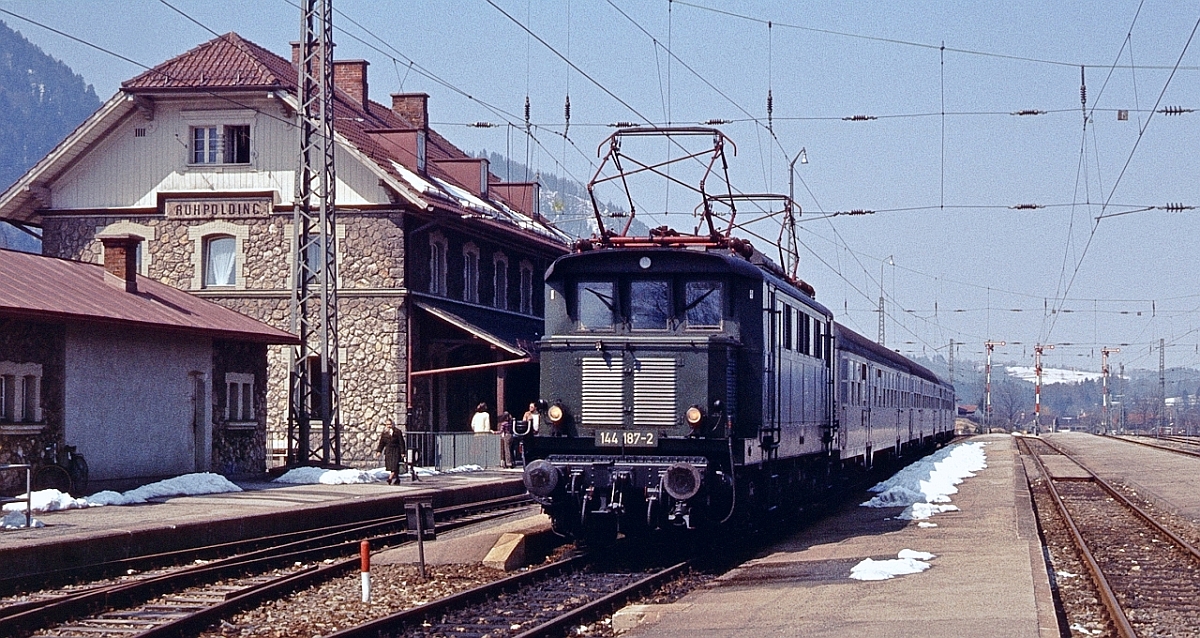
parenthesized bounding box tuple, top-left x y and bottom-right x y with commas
(0, 249, 298, 344)
(123, 33, 294, 91)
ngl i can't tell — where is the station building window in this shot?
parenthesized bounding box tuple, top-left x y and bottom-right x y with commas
(463, 243, 480, 303)
(493, 253, 509, 310)
(190, 124, 251, 165)
(0, 362, 42, 423)
(429, 232, 448, 296)
(519, 260, 534, 314)
(188, 221, 248, 291)
(226, 372, 255, 422)
(203, 235, 236, 287)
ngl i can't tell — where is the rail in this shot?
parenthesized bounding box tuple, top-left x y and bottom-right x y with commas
(0, 464, 31, 528)
(1024, 436, 1200, 637)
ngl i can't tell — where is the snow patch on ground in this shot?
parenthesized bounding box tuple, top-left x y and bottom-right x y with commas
(850, 549, 937, 581)
(861, 442, 987, 520)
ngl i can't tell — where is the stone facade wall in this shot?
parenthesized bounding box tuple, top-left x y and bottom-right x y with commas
(42, 210, 409, 469)
(212, 340, 269, 476)
(0, 320, 65, 493)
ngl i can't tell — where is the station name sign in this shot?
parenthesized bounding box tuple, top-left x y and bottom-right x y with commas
(164, 197, 273, 219)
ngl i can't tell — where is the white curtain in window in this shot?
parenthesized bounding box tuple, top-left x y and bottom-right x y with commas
(206, 236, 236, 286)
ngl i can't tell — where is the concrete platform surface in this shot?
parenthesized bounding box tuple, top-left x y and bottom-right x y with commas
(0, 469, 525, 581)
(624, 435, 1059, 638)
(1045, 432, 1200, 521)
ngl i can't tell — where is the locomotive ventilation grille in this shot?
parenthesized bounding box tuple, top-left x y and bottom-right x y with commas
(581, 357, 624, 426)
(580, 356, 678, 427)
(633, 357, 677, 427)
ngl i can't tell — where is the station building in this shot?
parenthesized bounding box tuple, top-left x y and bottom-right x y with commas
(0, 33, 570, 467)
(0, 242, 297, 489)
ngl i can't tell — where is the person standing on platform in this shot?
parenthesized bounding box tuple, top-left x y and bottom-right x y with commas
(471, 402, 491, 434)
(376, 420, 404, 485)
(522, 402, 541, 435)
(498, 411, 514, 468)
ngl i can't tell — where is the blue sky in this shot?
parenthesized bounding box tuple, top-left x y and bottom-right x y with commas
(4, 0, 1199, 373)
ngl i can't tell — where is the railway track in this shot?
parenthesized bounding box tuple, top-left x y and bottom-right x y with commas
(322, 550, 689, 638)
(1018, 436, 1200, 637)
(3, 495, 534, 638)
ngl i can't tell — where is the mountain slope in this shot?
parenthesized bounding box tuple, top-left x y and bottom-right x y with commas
(0, 20, 100, 252)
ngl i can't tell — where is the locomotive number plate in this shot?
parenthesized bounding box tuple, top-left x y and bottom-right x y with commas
(595, 430, 657, 447)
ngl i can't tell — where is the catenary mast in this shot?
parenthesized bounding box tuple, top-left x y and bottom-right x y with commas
(289, 0, 340, 466)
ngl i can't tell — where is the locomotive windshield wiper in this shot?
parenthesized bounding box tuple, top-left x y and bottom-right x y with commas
(682, 287, 716, 312)
(584, 286, 616, 311)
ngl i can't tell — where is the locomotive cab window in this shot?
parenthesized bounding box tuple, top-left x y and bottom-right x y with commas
(684, 280, 723, 329)
(629, 279, 671, 330)
(577, 280, 616, 330)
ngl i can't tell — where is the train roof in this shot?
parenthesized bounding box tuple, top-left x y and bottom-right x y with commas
(833, 322, 951, 389)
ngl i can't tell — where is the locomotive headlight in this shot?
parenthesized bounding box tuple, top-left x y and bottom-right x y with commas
(685, 405, 704, 427)
(523, 459, 561, 497)
(547, 404, 564, 423)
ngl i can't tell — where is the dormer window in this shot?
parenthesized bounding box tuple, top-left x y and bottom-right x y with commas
(190, 124, 251, 165)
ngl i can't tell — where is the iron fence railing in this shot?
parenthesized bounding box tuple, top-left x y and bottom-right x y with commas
(404, 431, 502, 470)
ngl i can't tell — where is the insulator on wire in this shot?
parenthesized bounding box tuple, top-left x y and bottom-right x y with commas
(1162, 203, 1194, 212)
(524, 96, 531, 130)
(563, 94, 571, 137)
(1009, 203, 1043, 210)
(704, 119, 731, 125)
(609, 121, 639, 128)
(1158, 106, 1194, 116)
(842, 115, 877, 121)
(470, 122, 498, 128)
(1080, 66, 1087, 108)
(1011, 110, 1046, 116)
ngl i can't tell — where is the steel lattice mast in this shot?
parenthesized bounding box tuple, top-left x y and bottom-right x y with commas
(288, 0, 340, 466)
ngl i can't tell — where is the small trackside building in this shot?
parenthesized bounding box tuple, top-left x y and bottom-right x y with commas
(0, 244, 298, 491)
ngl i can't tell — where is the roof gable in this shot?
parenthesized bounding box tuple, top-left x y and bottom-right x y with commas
(123, 32, 294, 91)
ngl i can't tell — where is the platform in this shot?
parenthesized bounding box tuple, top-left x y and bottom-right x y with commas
(1045, 432, 1200, 521)
(0, 469, 525, 582)
(622, 434, 1060, 638)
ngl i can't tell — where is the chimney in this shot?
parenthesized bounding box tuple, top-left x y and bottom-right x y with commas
(100, 235, 139, 293)
(290, 40, 335, 73)
(432, 158, 489, 198)
(391, 93, 428, 130)
(333, 60, 369, 110)
(491, 182, 541, 218)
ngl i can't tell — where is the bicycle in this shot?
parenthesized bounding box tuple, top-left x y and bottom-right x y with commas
(32, 442, 89, 495)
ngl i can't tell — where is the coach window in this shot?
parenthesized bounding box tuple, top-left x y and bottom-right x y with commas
(630, 279, 671, 330)
(781, 305, 793, 349)
(684, 280, 723, 329)
(577, 280, 616, 330)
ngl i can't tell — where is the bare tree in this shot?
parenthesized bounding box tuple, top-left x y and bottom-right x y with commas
(991, 377, 1029, 430)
